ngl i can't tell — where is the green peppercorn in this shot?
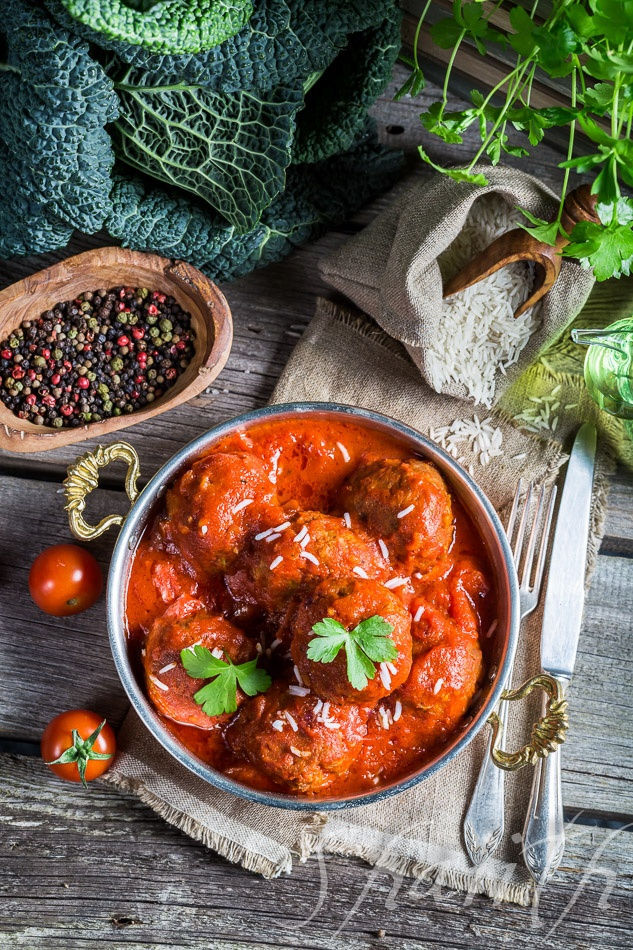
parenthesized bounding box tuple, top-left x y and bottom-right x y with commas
(52, 418, 63, 428)
(159, 318, 172, 332)
(111, 358, 124, 372)
(149, 326, 160, 338)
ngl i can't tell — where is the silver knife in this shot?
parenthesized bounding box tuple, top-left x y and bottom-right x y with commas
(522, 422, 597, 884)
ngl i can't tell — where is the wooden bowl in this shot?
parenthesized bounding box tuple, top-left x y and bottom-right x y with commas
(0, 247, 233, 453)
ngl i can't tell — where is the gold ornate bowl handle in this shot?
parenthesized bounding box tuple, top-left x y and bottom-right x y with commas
(63, 442, 141, 540)
(487, 673, 569, 771)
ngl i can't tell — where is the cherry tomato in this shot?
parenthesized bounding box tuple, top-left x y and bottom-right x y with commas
(29, 544, 102, 616)
(41, 710, 116, 786)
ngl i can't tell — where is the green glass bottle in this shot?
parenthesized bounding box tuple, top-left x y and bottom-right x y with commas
(571, 318, 633, 420)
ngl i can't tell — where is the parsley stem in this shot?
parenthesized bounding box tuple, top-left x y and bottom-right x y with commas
(468, 61, 531, 171)
(440, 29, 467, 118)
(556, 68, 576, 228)
(412, 0, 432, 75)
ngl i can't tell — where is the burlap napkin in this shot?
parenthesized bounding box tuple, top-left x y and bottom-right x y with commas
(320, 166, 595, 405)
(105, 292, 611, 905)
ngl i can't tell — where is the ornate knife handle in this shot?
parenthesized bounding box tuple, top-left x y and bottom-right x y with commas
(522, 680, 568, 884)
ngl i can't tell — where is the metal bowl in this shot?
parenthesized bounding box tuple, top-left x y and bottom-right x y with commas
(66, 402, 521, 810)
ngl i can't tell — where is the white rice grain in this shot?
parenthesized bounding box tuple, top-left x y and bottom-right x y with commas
(232, 499, 253, 514)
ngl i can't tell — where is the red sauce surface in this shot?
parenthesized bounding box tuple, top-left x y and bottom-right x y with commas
(125, 416, 497, 798)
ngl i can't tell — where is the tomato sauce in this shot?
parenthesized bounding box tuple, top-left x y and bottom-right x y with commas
(125, 416, 497, 798)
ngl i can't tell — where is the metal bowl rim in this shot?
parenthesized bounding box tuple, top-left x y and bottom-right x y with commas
(107, 401, 520, 811)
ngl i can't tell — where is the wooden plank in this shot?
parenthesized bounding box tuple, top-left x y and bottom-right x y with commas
(1, 752, 632, 949)
(0, 475, 128, 737)
(0, 472, 630, 815)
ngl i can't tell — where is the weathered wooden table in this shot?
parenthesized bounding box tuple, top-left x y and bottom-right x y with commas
(1, 70, 631, 949)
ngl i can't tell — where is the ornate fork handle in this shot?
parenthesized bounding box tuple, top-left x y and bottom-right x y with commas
(463, 699, 509, 865)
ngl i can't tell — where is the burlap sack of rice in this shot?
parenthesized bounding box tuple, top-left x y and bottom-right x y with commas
(321, 166, 596, 407)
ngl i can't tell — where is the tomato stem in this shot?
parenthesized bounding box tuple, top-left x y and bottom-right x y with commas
(45, 719, 113, 788)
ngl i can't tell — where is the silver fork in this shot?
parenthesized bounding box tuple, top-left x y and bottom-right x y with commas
(463, 479, 557, 866)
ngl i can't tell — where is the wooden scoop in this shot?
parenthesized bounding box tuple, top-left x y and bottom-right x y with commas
(442, 184, 599, 318)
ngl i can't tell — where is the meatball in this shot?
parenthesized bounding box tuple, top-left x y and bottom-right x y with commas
(226, 682, 370, 794)
(342, 457, 453, 574)
(409, 556, 489, 650)
(398, 632, 482, 729)
(225, 510, 387, 617)
(290, 578, 412, 704)
(144, 596, 256, 729)
(163, 451, 278, 574)
(447, 557, 489, 639)
(126, 545, 199, 633)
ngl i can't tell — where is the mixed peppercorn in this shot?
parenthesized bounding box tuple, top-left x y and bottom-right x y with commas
(0, 286, 196, 428)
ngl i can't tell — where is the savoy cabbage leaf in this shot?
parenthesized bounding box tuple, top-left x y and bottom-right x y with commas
(112, 71, 303, 230)
(0, 143, 75, 258)
(45, 0, 391, 94)
(0, 0, 118, 257)
(106, 137, 404, 281)
(294, 6, 402, 164)
(55, 0, 253, 54)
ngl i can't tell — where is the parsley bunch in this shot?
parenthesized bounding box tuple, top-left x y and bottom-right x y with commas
(181, 646, 272, 717)
(398, 0, 633, 280)
(307, 616, 397, 691)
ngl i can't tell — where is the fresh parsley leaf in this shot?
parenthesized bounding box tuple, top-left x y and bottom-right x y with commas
(306, 615, 397, 692)
(418, 148, 488, 186)
(563, 220, 633, 280)
(516, 208, 561, 246)
(596, 196, 633, 227)
(180, 645, 272, 717)
(582, 82, 616, 116)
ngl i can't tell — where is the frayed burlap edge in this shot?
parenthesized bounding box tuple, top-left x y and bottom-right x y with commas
(296, 820, 534, 906)
(102, 770, 293, 879)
